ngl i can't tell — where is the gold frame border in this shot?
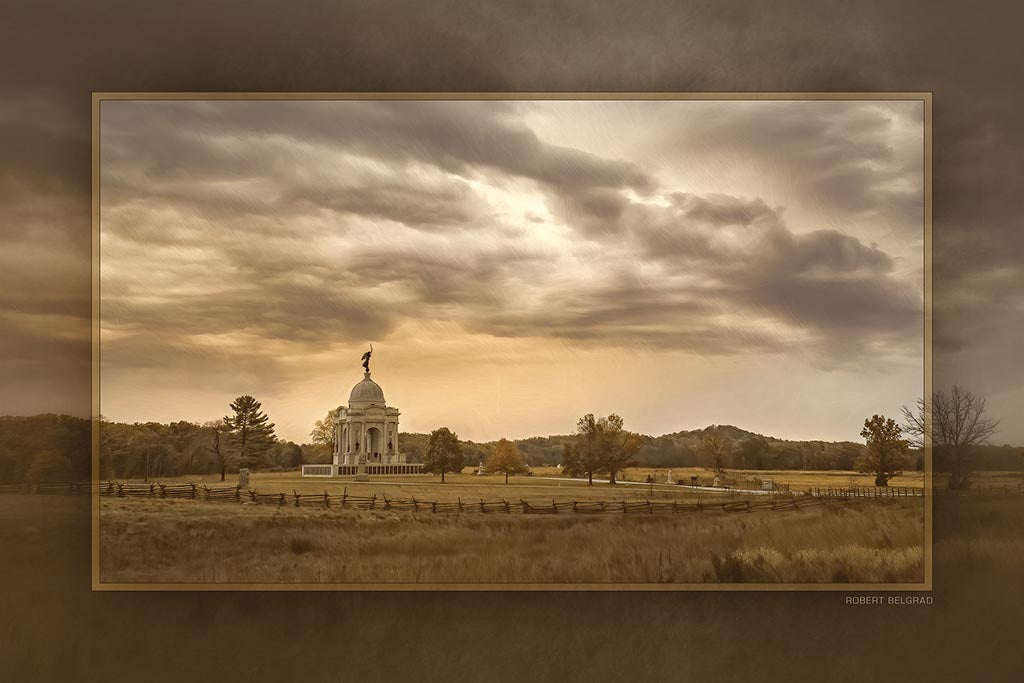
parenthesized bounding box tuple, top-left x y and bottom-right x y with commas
(91, 91, 933, 592)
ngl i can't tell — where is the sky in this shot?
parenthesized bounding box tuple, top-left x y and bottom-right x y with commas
(96, 99, 924, 443)
(0, 2, 1022, 446)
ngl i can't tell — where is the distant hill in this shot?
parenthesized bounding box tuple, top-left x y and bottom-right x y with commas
(400, 424, 891, 471)
(7, 415, 1024, 481)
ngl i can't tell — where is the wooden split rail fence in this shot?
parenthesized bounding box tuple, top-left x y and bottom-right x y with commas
(0, 480, 924, 515)
(3, 481, 1021, 514)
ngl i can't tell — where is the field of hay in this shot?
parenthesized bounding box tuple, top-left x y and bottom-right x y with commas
(98, 495, 925, 585)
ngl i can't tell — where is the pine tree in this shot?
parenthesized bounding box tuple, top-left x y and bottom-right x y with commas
(422, 427, 463, 483)
(485, 438, 528, 483)
(223, 395, 276, 472)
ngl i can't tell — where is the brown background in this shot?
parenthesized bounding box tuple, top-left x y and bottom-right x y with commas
(2, 1, 1020, 681)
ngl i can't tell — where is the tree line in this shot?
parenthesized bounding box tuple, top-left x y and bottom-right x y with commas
(0, 385, 1014, 487)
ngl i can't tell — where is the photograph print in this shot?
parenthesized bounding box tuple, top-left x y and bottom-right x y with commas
(94, 94, 928, 588)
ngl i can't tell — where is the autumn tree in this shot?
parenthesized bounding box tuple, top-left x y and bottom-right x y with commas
(902, 385, 999, 490)
(309, 410, 337, 459)
(700, 429, 733, 473)
(485, 438, 528, 483)
(422, 427, 464, 483)
(857, 414, 909, 486)
(222, 395, 276, 472)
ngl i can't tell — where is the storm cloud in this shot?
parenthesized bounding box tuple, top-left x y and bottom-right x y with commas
(99, 100, 922, 366)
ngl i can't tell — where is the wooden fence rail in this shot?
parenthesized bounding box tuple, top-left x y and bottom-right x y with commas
(2, 480, 1022, 516)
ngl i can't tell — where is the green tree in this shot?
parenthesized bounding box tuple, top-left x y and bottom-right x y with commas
(485, 438, 528, 483)
(422, 427, 464, 483)
(561, 413, 639, 485)
(223, 395, 276, 472)
(600, 414, 641, 485)
(561, 414, 607, 485)
(165, 420, 202, 473)
(857, 414, 909, 486)
(736, 436, 769, 469)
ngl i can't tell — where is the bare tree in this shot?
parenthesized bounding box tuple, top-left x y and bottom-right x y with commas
(700, 429, 733, 473)
(203, 420, 231, 482)
(902, 385, 999, 490)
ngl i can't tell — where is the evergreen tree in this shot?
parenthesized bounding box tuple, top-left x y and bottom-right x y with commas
(422, 427, 463, 483)
(222, 395, 276, 472)
(485, 438, 528, 483)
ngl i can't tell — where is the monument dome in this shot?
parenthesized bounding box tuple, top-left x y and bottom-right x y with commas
(349, 373, 385, 404)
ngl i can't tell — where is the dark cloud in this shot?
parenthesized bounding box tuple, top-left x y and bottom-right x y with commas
(7, 0, 1012, 434)
(93, 100, 922, 377)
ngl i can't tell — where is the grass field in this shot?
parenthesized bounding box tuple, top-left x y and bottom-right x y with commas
(97, 494, 926, 584)
(132, 471, 756, 502)
(116, 466, 933, 500)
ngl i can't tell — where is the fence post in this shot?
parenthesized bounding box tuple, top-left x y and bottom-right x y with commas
(324, 491, 330, 508)
(412, 496, 418, 512)
(235, 486, 241, 502)
(480, 499, 485, 513)
(249, 489, 257, 502)
(190, 483, 196, 499)
(341, 487, 347, 508)
(432, 501, 438, 514)
(371, 494, 376, 510)
(159, 484, 167, 498)
(503, 499, 510, 513)
(552, 499, 558, 514)
(294, 491, 301, 507)
(278, 492, 285, 506)
(456, 497, 462, 514)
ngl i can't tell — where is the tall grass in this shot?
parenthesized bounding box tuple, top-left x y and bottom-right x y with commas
(99, 498, 924, 584)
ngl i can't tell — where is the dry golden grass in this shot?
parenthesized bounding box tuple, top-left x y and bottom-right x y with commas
(619, 466, 926, 490)
(98, 496, 925, 584)
(136, 471, 748, 502)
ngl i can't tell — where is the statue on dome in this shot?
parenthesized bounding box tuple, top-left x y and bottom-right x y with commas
(360, 343, 373, 373)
